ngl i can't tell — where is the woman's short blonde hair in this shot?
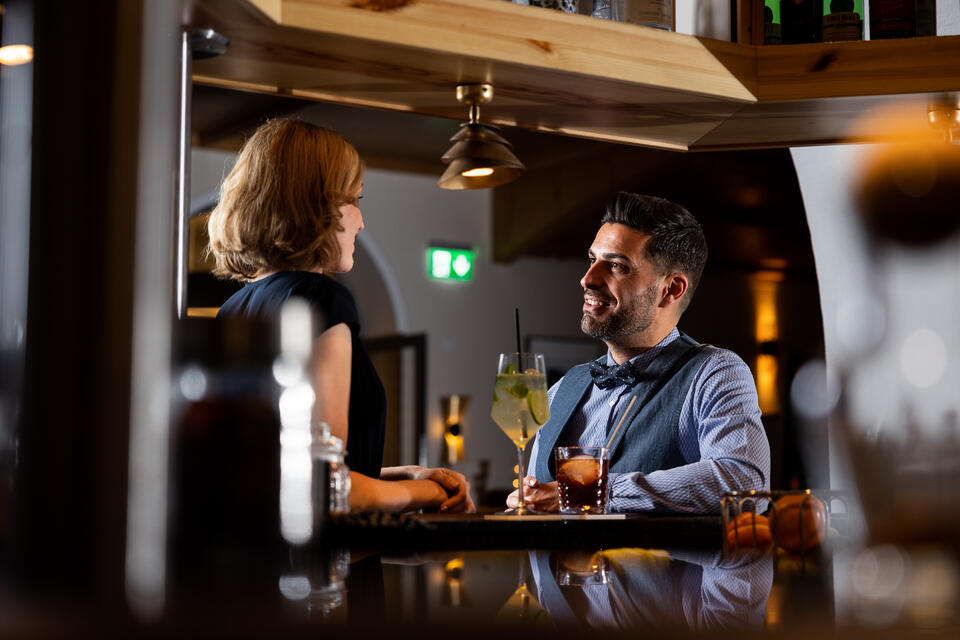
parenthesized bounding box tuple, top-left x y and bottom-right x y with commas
(207, 118, 363, 281)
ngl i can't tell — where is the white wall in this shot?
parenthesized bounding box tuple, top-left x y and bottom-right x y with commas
(676, 0, 730, 40)
(939, 0, 960, 35)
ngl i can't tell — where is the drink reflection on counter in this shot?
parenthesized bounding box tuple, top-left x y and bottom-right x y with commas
(528, 548, 773, 631)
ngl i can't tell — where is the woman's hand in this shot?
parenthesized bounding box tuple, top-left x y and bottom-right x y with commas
(505, 476, 559, 512)
(381, 465, 476, 513)
(413, 467, 475, 513)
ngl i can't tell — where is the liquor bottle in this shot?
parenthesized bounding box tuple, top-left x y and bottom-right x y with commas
(822, 0, 863, 41)
(868, 0, 915, 39)
(781, 0, 824, 44)
(622, 0, 675, 31)
(765, 0, 783, 44)
(915, 0, 937, 37)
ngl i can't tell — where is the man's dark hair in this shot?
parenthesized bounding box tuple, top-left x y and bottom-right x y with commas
(600, 192, 708, 312)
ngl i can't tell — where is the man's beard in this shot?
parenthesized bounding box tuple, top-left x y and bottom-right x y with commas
(581, 284, 658, 340)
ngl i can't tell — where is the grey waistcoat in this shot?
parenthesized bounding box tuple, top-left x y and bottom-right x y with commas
(533, 333, 715, 482)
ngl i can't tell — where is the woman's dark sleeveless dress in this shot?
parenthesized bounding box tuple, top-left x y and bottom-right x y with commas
(218, 271, 386, 477)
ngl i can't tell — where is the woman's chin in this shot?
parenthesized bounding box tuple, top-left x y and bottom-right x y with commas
(333, 259, 354, 273)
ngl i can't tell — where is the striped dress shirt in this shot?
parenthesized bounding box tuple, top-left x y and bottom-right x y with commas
(528, 328, 770, 513)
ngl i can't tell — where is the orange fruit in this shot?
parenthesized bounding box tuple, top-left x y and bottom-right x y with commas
(772, 494, 828, 552)
(725, 512, 773, 549)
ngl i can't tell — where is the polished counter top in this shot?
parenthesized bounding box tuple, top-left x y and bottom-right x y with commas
(4, 513, 960, 637)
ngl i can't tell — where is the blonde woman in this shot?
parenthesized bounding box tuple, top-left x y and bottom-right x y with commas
(208, 118, 473, 513)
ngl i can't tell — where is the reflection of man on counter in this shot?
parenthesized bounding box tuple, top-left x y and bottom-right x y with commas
(507, 192, 770, 513)
(528, 548, 773, 631)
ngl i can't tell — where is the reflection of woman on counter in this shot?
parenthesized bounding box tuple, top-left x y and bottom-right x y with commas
(528, 548, 772, 631)
(208, 118, 474, 513)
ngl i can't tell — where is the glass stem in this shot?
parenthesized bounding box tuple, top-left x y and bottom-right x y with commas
(517, 445, 525, 510)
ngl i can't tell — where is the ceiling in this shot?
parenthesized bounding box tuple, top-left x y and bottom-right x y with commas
(192, 83, 813, 271)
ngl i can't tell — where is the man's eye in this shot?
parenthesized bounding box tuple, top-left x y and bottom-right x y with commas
(610, 263, 626, 272)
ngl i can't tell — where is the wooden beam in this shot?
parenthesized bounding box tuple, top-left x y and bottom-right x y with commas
(754, 36, 960, 101)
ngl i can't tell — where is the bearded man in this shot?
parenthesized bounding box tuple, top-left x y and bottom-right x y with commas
(507, 192, 770, 513)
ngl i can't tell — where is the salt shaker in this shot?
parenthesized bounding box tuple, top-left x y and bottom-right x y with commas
(310, 422, 351, 520)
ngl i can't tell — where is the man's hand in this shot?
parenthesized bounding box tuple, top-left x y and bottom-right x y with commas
(414, 467, 476, 513)
(506, 476, 559, 512)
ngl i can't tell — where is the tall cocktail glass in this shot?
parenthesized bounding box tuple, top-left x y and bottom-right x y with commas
(491, 353, 550, 515)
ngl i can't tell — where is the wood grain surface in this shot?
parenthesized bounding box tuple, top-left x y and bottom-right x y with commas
(187, 0, 960, 151)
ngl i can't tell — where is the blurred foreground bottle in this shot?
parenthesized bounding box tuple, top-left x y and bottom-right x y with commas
(311, 421, 351, 529)
(167, 317, 285, 609)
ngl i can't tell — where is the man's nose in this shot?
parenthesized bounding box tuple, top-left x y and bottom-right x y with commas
(580, 263, 601, 290)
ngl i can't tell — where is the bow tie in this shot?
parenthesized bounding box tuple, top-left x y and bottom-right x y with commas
(589, 359, 641, 389)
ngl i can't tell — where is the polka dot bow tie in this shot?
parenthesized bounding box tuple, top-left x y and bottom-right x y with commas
(588, 360, 641, 389)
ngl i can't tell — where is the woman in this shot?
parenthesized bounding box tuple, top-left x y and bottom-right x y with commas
(207, 118, 473, 513)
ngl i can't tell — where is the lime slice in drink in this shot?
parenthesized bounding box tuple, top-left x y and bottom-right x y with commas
(528, 389, 549, 425)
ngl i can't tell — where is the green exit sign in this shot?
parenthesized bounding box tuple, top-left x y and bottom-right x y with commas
(426, 246, 475, 281)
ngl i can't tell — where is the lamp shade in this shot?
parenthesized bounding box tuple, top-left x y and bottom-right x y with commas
(438, 123, 525, 190)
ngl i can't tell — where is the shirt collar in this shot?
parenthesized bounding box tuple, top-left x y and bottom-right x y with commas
(604, 327, 680, 370)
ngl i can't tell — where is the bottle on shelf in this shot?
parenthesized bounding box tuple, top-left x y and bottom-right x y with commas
(868, 0, 915, 39)
(915, 0, 937, 37)
(528, 0, 586, 14)
(764, 0, 783, 44)
(781, 0, 824, 44)
(621, 0, 675, 31)
(822, 0, 863, 41)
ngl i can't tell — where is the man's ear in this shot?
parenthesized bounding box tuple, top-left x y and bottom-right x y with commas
(661, 273, 688, 308)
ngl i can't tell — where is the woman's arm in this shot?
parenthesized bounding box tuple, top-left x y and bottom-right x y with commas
(310, 322, 352, 445)
(349, 471, 448, 513)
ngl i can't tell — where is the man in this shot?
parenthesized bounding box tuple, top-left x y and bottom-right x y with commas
(507, 192, 769, 513)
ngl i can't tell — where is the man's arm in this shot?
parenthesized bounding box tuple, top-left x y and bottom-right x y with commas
(607, 351, 770, 513)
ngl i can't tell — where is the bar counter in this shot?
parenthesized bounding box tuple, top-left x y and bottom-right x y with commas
(323, 511, 722, 550)
(5, 510, 960, 638)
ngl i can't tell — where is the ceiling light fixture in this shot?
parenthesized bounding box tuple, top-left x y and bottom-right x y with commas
(437, 83, 525, 190)
(0, 44, 33, 66)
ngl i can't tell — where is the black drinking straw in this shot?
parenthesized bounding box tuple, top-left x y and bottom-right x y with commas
(515, 307, 522, 358)
(515, 307, 526, 441)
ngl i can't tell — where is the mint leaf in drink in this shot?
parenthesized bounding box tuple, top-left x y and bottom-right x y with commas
(505, 363, 517, 374)
(507, 382, 529, 398)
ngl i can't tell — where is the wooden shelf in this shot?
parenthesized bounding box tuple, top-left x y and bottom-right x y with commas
(188, 0, 960, 151)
